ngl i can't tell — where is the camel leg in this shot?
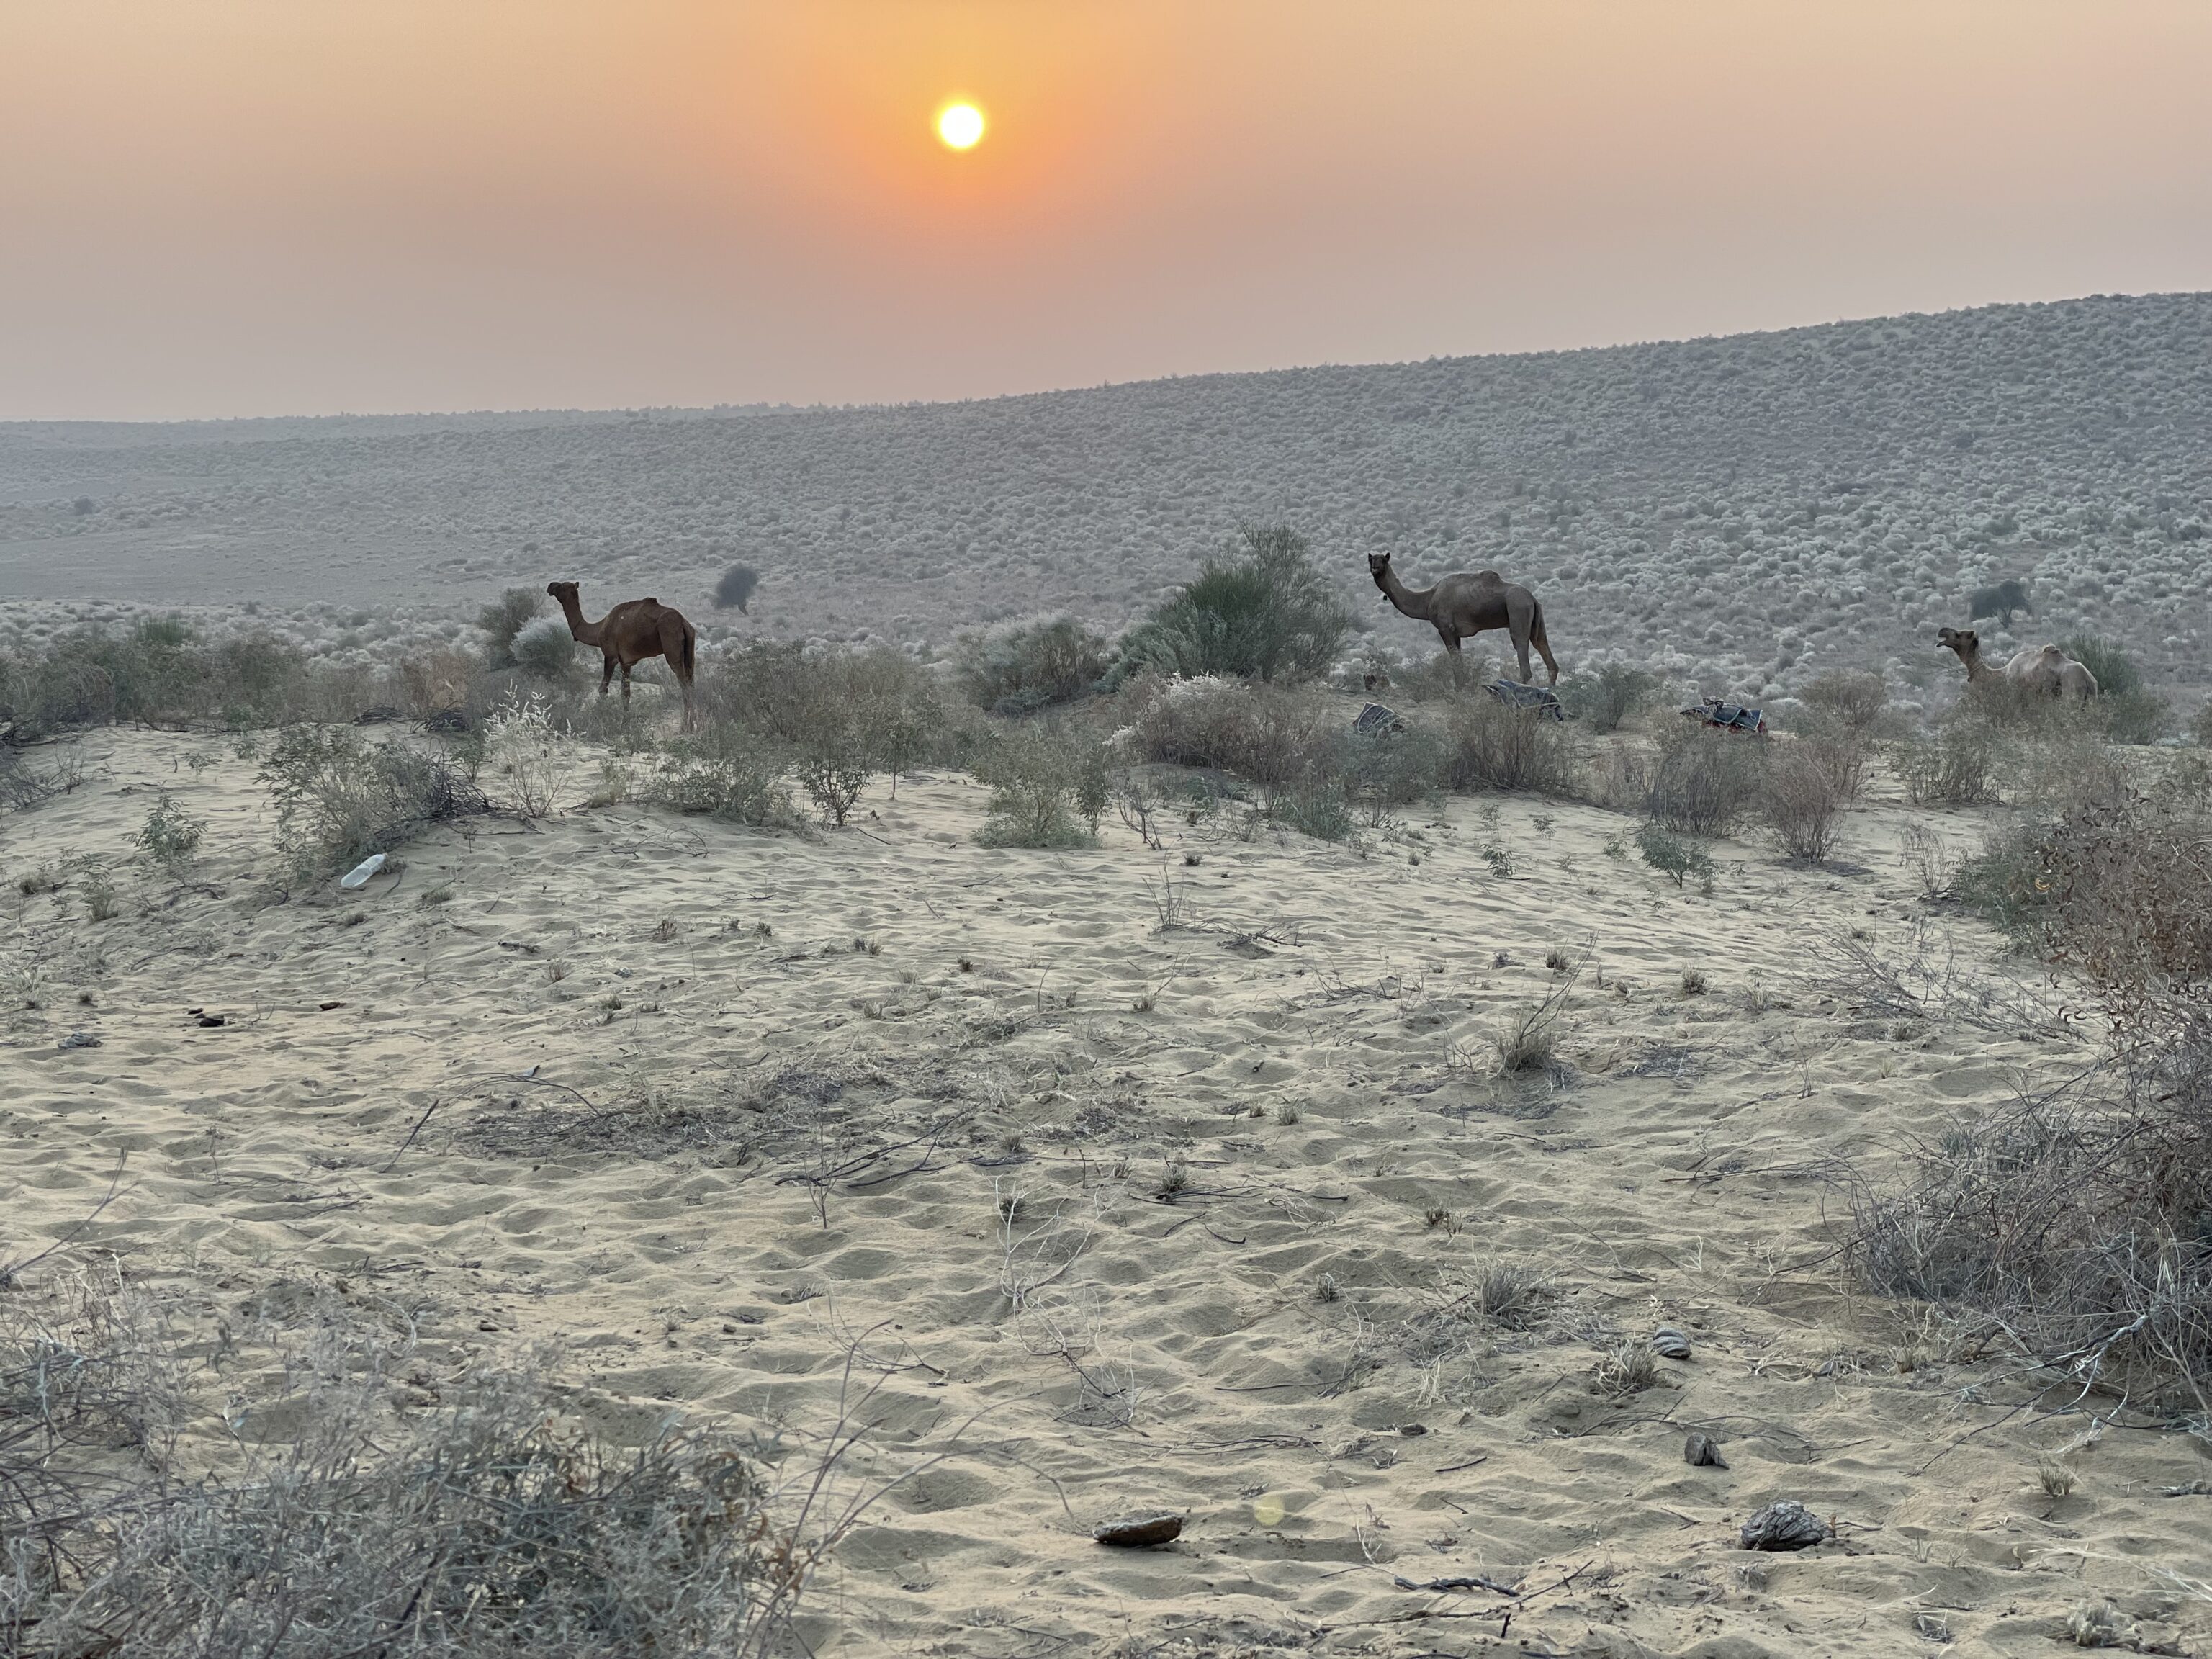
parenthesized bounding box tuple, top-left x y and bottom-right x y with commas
(619, 664, 632, 704)
(1505, 597, 1535, 685)
(599, 655, 616, 698)
(1529, 608, 1560, 687)
(1437, 629, 1464, 688)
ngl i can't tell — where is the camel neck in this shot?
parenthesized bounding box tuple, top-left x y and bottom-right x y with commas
(555, 594, 599, 644)
(1376, 567, 1435, 622)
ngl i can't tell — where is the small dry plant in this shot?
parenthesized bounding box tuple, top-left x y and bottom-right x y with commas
(483, 690, 570, 818)
(1492, 954, 1580, 1079)
(1591, 1339, 1658, 1398)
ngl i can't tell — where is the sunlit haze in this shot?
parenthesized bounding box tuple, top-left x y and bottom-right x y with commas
(4, 0, 2209, 420)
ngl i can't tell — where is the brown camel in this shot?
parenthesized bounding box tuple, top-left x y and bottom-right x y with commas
(1367, 552, 1559, 685)
(1936, 626, 2097, 702)
(547, 581, 698, 729)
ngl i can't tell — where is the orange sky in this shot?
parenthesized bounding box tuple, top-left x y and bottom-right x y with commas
(3, 1, 2209, 420)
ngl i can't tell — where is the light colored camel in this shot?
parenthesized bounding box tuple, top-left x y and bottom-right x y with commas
(1936, 626, 2097, 702)
(547, 581, 698, 729)
(1367, 552, 1559, 685)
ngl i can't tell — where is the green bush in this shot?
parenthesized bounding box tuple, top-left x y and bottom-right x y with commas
(0, 626, 372, 735)
(477, 587, 546, 670)
(258, 727, 488, 878)
(953, 616, 1112, 714)
(973, 721, 1109, 848)
(1635, 822, 1713, 889)
(1558, 663, 1662, 734)
(2059, 633, 2170, 745)
(509, 616, 579, 683)
(1110, 526, 1351, 685)
(134, 791, 205, 876)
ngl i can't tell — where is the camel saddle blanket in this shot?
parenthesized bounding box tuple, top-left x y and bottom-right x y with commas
(1681, 699, 1766, 734)
(1484, 679, 1566, 720)
(1352, 703, 1405, 736)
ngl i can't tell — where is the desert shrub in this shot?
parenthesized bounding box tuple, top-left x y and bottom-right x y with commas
(700, 643, 956, 817)
(1894, 711, 2005, 806)
(973, 721, 1108, 848)
(1798, 670, 1889, 733)
(1440, 696, 1579, 793)
(714, 562, 760, 612)
(1851, 786, 2212, 1404)
(953, 615, 1112, 714)
(1795, 724, 1872, 801)
(1125, 678, 1328, 791)
(643, 726, 793, 827)
(793, 731, 874, 827)
(1763, 750, 1842, 864)
(0, 626, 388, 734)
(1634, 822, 1713, 889)
(135, 791, 205, 876)
(258, 727, 488, 878)
(399, 649, 478, 721)
(1110, 525, 1351, 685)
(509, 615, 580, 683)
(2060, 632, 2171, 744)
(1558, 663, 1662, 733)
(477, 587, 545, 670)
(0, 1293, 837, 1659)
(482, 692, 570, 817)
(1642, 721, 1766, 834)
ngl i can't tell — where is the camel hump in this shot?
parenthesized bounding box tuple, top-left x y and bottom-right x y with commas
(643, 596, 660, 606)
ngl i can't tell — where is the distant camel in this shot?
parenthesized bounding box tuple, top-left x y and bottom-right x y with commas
(1968, 578, 2035, 629)
(547, 581, 698, 729)
(1936, 626, 2097, 702)
(1367, 552, 1559, 686)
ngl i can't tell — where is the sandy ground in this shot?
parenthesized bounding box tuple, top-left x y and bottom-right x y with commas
(5, 724, 2211, 1659)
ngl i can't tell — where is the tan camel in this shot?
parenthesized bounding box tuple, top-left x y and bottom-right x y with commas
(1367, 552, 1559, 685)
(1936, 626, 2097, 702)
(547, 581, 698, 729)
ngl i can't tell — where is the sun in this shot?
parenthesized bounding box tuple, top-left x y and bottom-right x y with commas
(935, 102, 985, 151)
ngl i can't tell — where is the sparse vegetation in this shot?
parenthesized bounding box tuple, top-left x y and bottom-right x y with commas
(0, 1285, 878, 1659)
(1851, 782, 2212, 1404)
(258, 725, 489, 878)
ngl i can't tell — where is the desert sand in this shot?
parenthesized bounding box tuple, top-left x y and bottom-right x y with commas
(6, 722, 2211, 1658)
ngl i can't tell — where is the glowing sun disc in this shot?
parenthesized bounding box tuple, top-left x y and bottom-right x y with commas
(937, 102, 985, 150)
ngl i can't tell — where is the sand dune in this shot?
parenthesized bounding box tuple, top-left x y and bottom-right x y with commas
(6, 727, 2210, 1658)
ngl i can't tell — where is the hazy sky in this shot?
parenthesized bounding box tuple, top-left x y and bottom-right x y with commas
(5, 1, 2210, 421)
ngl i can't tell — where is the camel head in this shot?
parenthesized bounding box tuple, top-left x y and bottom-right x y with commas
(1366, 552, 1393, 592)
(1936, 626, 1979, 663)
(546, 580, 579, 606)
